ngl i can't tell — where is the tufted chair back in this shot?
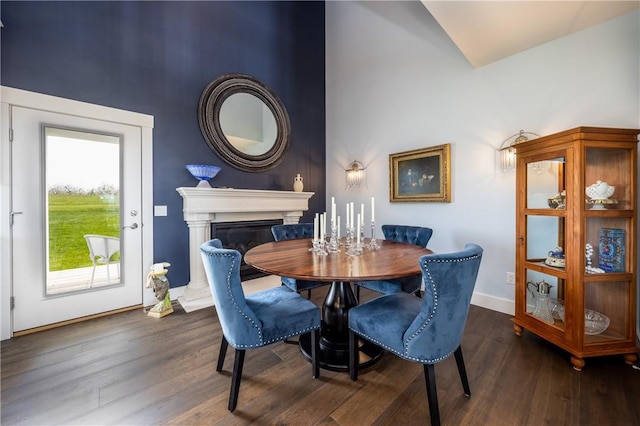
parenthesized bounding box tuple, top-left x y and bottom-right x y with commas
(382, 224, 433, 248)
(272, 223, 314, 241)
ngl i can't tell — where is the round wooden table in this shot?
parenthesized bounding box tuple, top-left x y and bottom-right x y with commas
(244, 237, 433, 371)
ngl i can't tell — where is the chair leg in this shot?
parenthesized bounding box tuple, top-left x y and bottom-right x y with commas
(229, 349, 245, 412)
(89, 265, 96, 288)
(355, 285, 360, 303)
(307, 289, 312, 299)
(216, 336, 229, 372)
(423, 364, 441, 426)
(349, 330, 358, 381)
(311, 329, 320, 378)
(454, 346, 471, 397)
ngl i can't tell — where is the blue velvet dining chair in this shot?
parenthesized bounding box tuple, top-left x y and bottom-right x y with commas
(355, 224, 433, 300)
(348, 243, 483, 426)
(200, 239, 321, 412)
(271, 223, 329, 298)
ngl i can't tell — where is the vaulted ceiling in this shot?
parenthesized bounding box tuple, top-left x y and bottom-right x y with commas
(421, 1, 640, 68)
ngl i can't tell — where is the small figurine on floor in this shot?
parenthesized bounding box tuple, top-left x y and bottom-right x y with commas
(146, 262, 174, 318)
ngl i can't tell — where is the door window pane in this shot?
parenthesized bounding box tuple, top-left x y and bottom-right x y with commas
(45, 127, 121, 295)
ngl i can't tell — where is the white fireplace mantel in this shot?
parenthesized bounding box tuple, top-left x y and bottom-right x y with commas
(176, 187, 314, 312)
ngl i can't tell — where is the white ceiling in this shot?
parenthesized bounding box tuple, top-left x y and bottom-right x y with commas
(421, 1, 640, 68)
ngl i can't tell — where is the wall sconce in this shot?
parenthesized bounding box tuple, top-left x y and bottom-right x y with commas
(498, 130, 539, 173)
(345, 160, 365, 188)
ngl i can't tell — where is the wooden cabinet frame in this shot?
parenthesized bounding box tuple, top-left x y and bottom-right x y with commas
(512, 127, 638, 371)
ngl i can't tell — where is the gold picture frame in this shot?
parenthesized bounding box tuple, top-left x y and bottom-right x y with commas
(389, 144, 451, 203)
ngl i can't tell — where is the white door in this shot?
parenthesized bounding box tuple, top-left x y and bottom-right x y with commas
(10, 106, 143, 332)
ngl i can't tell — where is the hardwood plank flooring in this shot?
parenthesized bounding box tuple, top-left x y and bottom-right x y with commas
(2, 288, 639, 425)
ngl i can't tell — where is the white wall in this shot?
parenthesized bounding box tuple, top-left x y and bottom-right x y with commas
(325, 2, 640, 320)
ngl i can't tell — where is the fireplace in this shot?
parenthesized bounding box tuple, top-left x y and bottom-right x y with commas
(176, 186, 314, 312)
(212, 219, 282, 280)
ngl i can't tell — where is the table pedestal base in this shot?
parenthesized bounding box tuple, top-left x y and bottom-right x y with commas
(299, 281, 383, 372)
(299, 333, 384, 372)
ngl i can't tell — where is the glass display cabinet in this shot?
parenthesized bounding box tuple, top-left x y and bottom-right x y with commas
(511, 127, 638, 371)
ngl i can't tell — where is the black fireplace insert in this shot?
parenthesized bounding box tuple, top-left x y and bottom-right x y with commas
(211, 219, 282, 280)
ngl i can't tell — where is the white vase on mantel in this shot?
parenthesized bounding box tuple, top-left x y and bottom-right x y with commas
(293, 174, 304, 192)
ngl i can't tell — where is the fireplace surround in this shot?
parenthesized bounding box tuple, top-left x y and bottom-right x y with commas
(176, 187, 314, 312)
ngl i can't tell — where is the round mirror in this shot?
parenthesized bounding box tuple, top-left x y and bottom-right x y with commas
(198, 74, 290, 172)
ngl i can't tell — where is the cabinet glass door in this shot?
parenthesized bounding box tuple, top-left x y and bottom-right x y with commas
(526, 156, 565, 210)
(583, 146, 634, 345)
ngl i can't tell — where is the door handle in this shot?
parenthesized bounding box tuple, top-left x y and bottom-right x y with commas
(122, 223, 139, 230)
(9, 211, 23, 226)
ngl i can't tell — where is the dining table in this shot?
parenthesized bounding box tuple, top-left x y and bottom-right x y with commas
(244, 237, 433, 371)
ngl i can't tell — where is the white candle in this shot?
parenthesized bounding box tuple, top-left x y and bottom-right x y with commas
(360, 203, 364, 226)
(331, 197, 336, 226)
(357, 213, 361, 244)
(314, 214, 319, 243)
(371, 196, 375, 223)
(346, 203, 350, 229)
(323, 212, 327, 239)
(350, 202, 354, 230)
(320, 213, 325, 240)
(337, 216, 341, 239)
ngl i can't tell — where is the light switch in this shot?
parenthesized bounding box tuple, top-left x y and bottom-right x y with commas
(154, 205, 167, 216)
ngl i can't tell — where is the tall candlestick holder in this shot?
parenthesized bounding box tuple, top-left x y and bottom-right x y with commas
(346, 226, 362, 256)
(368, 221, 380, 250)
(328, 224, 340, 253)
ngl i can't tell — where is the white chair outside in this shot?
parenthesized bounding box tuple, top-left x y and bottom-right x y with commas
(84, 234, 120, 287)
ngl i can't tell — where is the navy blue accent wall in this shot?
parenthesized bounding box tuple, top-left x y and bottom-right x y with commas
(1, 1, 326, 287)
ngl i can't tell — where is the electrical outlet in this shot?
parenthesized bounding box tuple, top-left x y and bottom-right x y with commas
(506, 272, 516, 284)
(154, 205, 167, 217)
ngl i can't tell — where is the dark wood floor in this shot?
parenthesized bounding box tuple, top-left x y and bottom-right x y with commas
(2, 287, 639, 425)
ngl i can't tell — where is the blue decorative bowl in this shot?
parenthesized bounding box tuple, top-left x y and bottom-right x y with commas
(186, 164, 221, 188)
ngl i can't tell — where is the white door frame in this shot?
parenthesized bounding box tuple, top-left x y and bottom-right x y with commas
(0, 86, 155, 340)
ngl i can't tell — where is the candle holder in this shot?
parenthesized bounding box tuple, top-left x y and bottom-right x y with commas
(368, 221, 380, 250)
(315, 238, 328, 256)
(328, 224, 340, 253)
(310, 237, 327, 255)
(346, 226, 362, 256)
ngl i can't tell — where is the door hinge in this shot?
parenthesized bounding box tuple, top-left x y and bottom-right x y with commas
(9, 128, 13, 142)
(10, 296, 15, 310)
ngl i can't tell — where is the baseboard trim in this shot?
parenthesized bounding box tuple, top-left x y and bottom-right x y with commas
(471, 291, 514, 316)
(171, 282, 517, 317)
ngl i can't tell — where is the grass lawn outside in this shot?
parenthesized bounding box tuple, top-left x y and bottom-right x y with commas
(48, 193, 120, 271)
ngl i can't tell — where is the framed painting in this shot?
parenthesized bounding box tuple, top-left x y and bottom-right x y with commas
(389, 144, 451, 203)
